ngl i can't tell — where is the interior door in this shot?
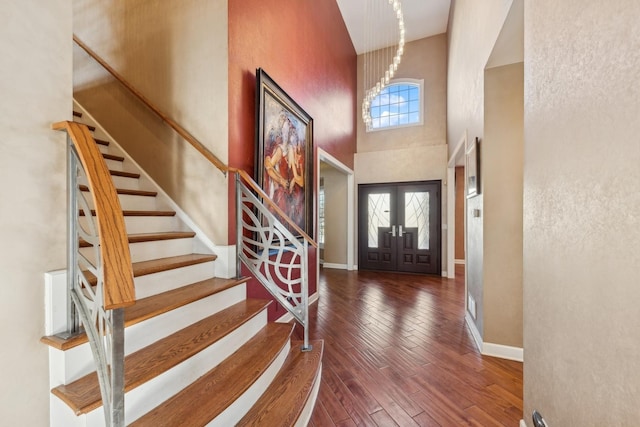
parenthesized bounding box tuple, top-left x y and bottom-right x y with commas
(358, 181, 441, 275)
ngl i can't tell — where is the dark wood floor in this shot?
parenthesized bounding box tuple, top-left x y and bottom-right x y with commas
(295, 265, 523, 426)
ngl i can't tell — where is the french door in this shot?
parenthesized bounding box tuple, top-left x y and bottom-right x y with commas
(358, 181, 441, 275)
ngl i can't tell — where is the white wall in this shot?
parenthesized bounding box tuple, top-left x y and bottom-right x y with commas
(524, 0, 640, 423)
(0, 1, 71, 424)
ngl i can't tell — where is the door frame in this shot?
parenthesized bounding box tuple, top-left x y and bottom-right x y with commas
(447, 131, 468, 279)
(358, 180, 442, 275)
(316, 148, 355, 277)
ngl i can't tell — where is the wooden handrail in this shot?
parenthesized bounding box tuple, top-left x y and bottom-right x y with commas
(53, 121, 136, 309)
(74, 35, 317, 248)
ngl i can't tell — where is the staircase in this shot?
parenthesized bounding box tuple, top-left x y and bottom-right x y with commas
(41, 106, 323, 426)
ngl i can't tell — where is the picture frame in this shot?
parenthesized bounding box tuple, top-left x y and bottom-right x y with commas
(255, 68, 314, 237)
(466, 136, 481, 198)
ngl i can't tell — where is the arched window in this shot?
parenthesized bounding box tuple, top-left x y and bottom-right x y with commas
(368, 79, 423, 131)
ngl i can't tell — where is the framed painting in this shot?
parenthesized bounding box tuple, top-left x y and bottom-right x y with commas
(255, 68, 314, 237)
(466, 136, 481, 198)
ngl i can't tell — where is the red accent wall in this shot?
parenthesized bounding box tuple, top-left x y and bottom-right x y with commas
(228, 0, 357, 320)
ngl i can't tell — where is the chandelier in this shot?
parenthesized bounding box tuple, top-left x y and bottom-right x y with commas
(361, 0, 406, 130)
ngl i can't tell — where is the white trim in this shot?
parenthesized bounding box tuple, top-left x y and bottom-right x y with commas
(454, 259, 466, 265)
(520, 420, 528, 427)
(482, 342, 524, 362)
(441, 271, 448, 277)
(465, 313, 525, 362)
(446, 131, 467, 279)
(317, 149, 355, 271)
(45, 270, 68, 336)
(465, 312, 483, 353)
(275, 292, 319, 324)
(322, 263, 348, 270)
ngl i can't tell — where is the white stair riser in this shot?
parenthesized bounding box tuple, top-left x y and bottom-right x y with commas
(50, 394, 87, 427)
(125, 284, 247, 355)
(123, 216, 183, 234)
(110, 175, 140, 190)
(118, 194, 157, 211)
(295, 364, 323, 427)
(47, 283, 247, 383)
(208, 340, 291, 427)
(104, 158, 124, 171)
(78, 192, 157, 211)
(79, 237, 196, 265)
(123, 310, 268, 425)
(134, 261, 216, 299)
(77, 215, 184, 235)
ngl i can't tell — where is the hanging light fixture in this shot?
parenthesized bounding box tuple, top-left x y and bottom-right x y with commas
(362, 0, 406, 130)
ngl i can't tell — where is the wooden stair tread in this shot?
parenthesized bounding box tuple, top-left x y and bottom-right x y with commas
(79, 231, 196, 248)
(130, 323, 294, 426)
(132, 253, 217, 277)
(41, 275, 242, 351)
(94, 138, 109, 146)
(79, 209, 176, 217)
(110, 170, 140, 178)
(79, 185, 157, 197)
(76, 253, 216, 287)
(237, 340, 324, 427)
(102, 153, 124, 162)
(125, 276, 250, 326)
(51, 299, 271, 415)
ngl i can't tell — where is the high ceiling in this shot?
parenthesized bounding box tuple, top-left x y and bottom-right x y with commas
(336, 0, 451, 54)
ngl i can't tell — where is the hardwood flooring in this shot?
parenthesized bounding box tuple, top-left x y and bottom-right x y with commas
(295, 266, 523, 426)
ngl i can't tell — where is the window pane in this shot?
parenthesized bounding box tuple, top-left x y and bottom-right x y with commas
(367, 81, 422, 130)
(409, 86, 419, 101)
(368, 193, 390, 248)
(404, 192, 429, 250)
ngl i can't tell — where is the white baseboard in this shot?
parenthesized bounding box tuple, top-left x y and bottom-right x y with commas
(454, 259, 466, 265)
(275, 291, 319, 323)
(322, 263, 347, 270)
(442, 271, 448, 277)
(483, 342, 524, 362)
(465, 313, 524, 362)
(520, 419, 528, 427)
(465, 313, 483, 353)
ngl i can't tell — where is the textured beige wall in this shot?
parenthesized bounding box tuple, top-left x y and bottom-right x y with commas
(73, 0, 229, 244)
(0, 1, 71, 424)
(524, 0, 640, 424)
(483, 62, 523, 348)
(448, 0, 514, 336)
(357, 35, 447, 153)
(321, 165, 348, 265)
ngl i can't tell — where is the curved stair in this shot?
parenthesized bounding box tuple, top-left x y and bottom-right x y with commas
(41, 106, 322, 426)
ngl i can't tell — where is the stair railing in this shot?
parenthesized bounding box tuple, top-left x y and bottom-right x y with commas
(53, 121, 135, 427)
(73, 35, 317, 350)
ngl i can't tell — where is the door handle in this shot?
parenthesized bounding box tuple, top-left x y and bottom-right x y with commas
(398, 225, 403, 237)
(387, 225, 396, 237)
